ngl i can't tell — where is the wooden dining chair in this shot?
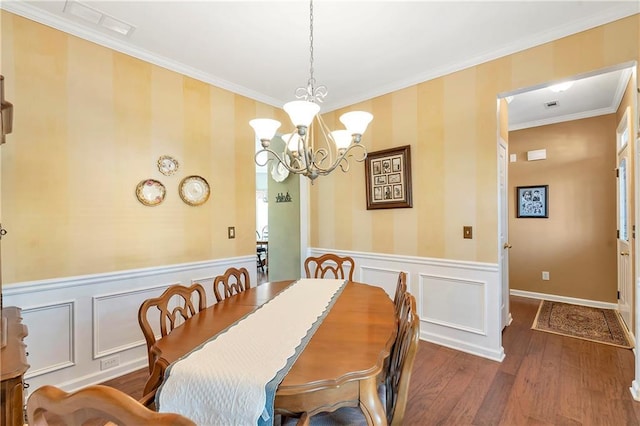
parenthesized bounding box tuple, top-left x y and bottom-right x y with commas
(138, 283, 207, 373)
(287, 292, 419, 426)
(213, 266, 251, 302)
(393, 271, 408, 315)
(27, 384, 196, 426)
(384, 291, 420, 425)
(304, 253, 355, 281)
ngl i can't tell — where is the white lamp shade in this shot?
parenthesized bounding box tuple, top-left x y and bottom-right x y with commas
(249, 118, 281, 140)
(339, 111, 373, 135)
(330, 130, 352, 149)
(284, 101, 320, 127)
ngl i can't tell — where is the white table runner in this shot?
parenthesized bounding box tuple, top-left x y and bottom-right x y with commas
(156, 278, 346, 426)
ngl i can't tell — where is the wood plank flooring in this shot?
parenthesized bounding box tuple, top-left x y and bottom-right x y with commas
(100, 295, 640, 425)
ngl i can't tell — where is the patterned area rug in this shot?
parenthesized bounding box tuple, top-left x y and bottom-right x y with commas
(532, 300, 633, 349)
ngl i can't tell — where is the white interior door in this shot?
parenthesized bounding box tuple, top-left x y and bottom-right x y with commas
(617, 107, 632, 330)
(499, 139, 511, 329)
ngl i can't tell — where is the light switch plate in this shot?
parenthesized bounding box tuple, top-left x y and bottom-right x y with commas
(463, 226, 473, 239)
(228, 226, 235, 239)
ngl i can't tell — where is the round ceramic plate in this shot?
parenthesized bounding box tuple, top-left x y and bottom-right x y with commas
(136, 179, 166, 206)
(179, 175, 210, 206)
(271, 155, 290, 183)
(158, 155, 179, 176)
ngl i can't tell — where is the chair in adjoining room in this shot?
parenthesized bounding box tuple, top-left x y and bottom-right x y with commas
(257, 231, 267, 273)
(138, 283, 207, 373)
(213, 266, 251, 302)
(287, 292, 420, 426)
(27, 384, 195, 426)
(303, 253, 355, 281)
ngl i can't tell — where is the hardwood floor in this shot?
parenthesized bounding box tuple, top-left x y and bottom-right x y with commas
(100, 295, 640, 425)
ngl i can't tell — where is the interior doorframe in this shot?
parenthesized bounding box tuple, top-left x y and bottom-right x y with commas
(498, 62, 640, 399)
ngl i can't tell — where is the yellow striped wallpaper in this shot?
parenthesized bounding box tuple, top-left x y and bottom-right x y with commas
(311, 14, 639, 264)
(1, 12, 287, 283)
(1, 12, 639, 283)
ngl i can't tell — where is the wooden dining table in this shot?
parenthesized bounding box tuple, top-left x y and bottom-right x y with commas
(144, 280, 397, 425)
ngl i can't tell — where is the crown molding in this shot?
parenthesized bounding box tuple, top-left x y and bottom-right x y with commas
(2, 1, 638, 112)
(0, 1, 283, 108)
(321, 4, 640, 112)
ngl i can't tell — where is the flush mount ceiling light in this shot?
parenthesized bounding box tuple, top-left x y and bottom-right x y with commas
(250, 0, 373, 183)
(64, 0, 135, 37)
(549, 81, 574, 93)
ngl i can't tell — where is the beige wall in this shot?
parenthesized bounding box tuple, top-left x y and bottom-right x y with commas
(508, 116, 617, 302)
(0, 13, 288, 284)
(2, 12, 639, 284)
(311, 15, 639, 264)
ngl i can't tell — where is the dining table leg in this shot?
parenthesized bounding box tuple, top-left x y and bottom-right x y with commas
(359, 376, 387, 426)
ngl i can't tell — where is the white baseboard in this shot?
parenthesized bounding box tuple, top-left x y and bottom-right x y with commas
(510, 289, 618, 310)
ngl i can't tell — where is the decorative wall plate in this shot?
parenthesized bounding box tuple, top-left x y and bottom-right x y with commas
(179, 175, 210, 206)
(158, 155, 179, 176)
(136, 179, 166, 206)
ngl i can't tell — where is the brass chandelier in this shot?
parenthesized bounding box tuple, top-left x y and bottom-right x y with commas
(250, 0, 373, 182)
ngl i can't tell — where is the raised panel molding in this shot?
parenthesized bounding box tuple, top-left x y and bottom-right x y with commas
(22, 301, 75, 378)
(360, 265, 407, 299)
(419, 274, 486, 335)
(93, 284, 175, 359)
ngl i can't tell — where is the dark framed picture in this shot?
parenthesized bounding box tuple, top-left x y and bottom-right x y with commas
(365, 145, 412, 210)
(516, 185, 548, 218)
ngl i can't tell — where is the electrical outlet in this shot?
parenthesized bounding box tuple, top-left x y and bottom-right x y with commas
(542, 271, 550, 281)
(100, 355, 120, 371)
(228, 226, 235, 239)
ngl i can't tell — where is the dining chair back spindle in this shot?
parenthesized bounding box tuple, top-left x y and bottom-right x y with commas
(393, 271, 408, 315)
(213, 267, 251, 302)
(304, 253, 355, 281)
(138, 283, 207, 373)
(27, 384, 196, 426)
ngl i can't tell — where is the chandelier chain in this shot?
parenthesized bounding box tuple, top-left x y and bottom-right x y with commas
(308, 0, 314, 88)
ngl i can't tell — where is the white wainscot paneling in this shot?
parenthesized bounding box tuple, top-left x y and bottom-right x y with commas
(360, 265, 405, 299)
(420, 274, 486, 335)
(308, 247, 503, 361)
(22, 301, 75, 378)
(93, 285, 174, 359)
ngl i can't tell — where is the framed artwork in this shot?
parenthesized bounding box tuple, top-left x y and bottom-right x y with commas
(365, 145, 412, 210)
(516, 185, 548, 218)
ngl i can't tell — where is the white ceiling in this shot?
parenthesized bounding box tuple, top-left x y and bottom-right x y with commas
(3, 0, 639, 129)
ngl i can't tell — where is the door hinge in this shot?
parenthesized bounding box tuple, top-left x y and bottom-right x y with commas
(618, 290, 621, 299)
(617, 229, 620, 238)
(616, 168, 619, 178)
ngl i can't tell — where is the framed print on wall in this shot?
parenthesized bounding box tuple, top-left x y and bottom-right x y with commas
(516, 185, 548, 218)
(365, 145, 412, 210)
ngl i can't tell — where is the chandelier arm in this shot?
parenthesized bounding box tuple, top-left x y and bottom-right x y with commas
(255, 147, 309, 175)
(250, 0, 372, 182)
(310, 143, 367, 175)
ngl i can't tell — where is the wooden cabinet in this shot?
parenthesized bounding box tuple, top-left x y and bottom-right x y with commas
(1, 306, 29, 426)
